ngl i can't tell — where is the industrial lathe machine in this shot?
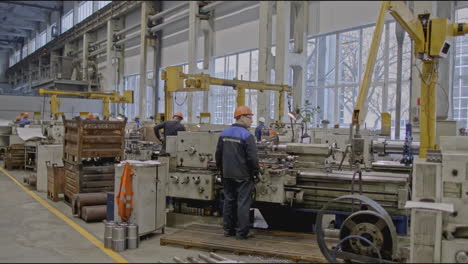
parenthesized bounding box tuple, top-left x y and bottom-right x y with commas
(162, 130, 411, 232)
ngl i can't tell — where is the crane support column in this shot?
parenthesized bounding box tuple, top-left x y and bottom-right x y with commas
(419, 59, 438, 157)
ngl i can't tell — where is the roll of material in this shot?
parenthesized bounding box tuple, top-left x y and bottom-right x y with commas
(81, 205, 107, 222)
(76, 193, 108, 217)
(127, 224, 139, 249)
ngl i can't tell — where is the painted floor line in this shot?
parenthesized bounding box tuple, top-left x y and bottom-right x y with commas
(0, 167, 128, 263)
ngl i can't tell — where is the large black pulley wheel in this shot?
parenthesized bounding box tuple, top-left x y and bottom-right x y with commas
(315, 194, 399, 263)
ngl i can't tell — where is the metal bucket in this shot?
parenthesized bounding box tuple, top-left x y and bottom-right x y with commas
(104, 221, 115, 249)
(111, 225, 126, 252)
(127, 224, 139, 249)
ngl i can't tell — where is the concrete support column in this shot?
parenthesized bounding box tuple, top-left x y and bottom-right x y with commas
(187, 1, 202, 123)
(275, 1, 290, 122)
(275, 1, 308, 122)
(107, 18, 124, 116)
(139, 2, 150, 118)
(82, 33, 90, 82)
(152, 1, 163, 117)
(201, 16, 215, 113)
(435, 1, 455, 120)
(106, 19, 115, 91)
(258, 1, 274, 123)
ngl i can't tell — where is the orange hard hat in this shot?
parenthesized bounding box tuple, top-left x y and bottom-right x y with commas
(15, 117, 21, 121)
(234, 106, 254, 119)
(87, 113, 95, 120)
(23, 112, 29, 118)
(173, 112, 184, 120)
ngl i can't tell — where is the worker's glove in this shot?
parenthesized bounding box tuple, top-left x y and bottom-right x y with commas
(253, 171, 262, 184)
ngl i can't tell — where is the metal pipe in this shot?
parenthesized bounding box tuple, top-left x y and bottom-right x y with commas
(200, 1, 225, 13)
(291, 185, 397, 196)
(115, 30, 141, 46)
(372, 140, 420, 154)
(89, 47, 106, 57)
(209, 253, 230, 261)
(197, 254, 217, 263)
(148, 1, 189, 22)
(395, 23, 405, 139)
(114, 23, 140, 37)
(148, 10, 189, 34)
(90, 39, 107, 49)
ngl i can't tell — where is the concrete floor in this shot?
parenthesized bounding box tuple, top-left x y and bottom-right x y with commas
(0, 162, 291, 263)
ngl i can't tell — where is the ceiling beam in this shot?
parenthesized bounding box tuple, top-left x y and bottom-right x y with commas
(0, 43, 14, 48)
(0, 23, 36, 31)
(0, 1, 59, 11)
(0, 10, 49, 23)
(0, 44, 14, 50)
(0, 30, 27, 37)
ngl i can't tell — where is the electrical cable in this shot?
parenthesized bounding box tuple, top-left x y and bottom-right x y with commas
(174, 93, 188, 106)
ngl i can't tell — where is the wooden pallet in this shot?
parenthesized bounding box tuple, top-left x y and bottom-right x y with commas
(160, 224, 327, 263)
(47, 163, 65, 202)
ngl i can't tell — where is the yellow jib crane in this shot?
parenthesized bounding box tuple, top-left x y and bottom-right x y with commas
(353, 1, 468, 158)
(38, 88, 134, 120)
(161, 66, 291, 121)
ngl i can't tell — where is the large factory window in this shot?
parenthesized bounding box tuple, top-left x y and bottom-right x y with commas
(454, 7, 468, 128)
(98, 1, 112, 10)
(123, 71, 156, 120)
(78, 1, 93, 23)
(61, 10, 73, 34)
(28, 38, 35, 55)
(21, 45, 27, 60)
(208, 50, 260, 125)
(306, 21, 411, 139)
(38, 30, 47, 48)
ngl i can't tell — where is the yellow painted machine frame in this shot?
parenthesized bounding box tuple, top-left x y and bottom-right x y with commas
(353, 1, 468, 158)
(161, 66, 291, 121)
(38, 88, 134, 120)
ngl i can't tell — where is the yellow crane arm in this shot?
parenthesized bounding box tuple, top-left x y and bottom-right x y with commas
(387, 1, 425, 53)
(38, 88, 134, 119)
(352, 1, 391, 131)
(161, 66, 291, 121)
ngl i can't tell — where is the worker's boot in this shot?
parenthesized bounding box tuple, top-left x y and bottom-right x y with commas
(223, 230, 235, 237)
(235, 230, 255, 240)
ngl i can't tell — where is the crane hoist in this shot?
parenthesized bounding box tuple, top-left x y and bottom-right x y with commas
(351, 1, 468, 160)
(161, 65, 291, 122)
(38, 88, 134, 120)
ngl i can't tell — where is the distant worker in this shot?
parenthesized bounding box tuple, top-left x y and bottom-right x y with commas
(86, 113, 95, 120)
(134, 116, 142, 128)
(215, 106, 259, 240)
(153, 112, 186, 152)
(19, 112, 30, 128)
(14, 116, 21, 124)
(255, 117, 270, 141)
